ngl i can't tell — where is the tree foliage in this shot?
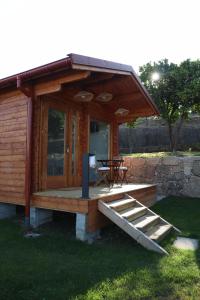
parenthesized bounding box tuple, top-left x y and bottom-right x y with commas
(139, 59, 200, 151)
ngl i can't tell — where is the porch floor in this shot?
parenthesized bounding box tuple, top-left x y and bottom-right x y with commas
(31, 183, 157, 232)
(34, 183, 155, 200)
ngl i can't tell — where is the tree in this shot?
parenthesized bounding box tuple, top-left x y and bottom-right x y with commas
(139, 59, 200, 151)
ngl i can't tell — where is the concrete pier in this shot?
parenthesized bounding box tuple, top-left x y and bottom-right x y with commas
(30, 207, 53, 228)
(76, 213, 100, 242)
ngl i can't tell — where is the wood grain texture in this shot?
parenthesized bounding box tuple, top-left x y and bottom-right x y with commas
(31, 195, 88, 213)
(35, 71, 90, 96)
(87, 199, 111, 232)
(0, 191, 25, 205)
(0, 91, 27, 205)
(86, 186, 157, 232)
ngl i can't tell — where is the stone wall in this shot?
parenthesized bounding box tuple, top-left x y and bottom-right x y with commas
(124, 156, 200, 198)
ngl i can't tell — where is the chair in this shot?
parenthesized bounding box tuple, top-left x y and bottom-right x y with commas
(95, 166, 111, 188)
(113, 156, 128, 185)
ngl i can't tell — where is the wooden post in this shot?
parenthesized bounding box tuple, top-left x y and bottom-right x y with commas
(17, 76, 33, 228)
(81, 153, 90, 199)
(113, 121, 119, 156)
(24, 97, 33, 227)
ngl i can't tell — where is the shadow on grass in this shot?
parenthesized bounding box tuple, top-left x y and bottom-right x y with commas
(0, 218, 172, 300)
(0, 196, 200, 300)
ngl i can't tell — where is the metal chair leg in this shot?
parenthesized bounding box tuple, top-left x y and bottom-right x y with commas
(121, 169, 128, 185)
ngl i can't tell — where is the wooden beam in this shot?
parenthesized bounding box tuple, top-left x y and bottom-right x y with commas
(80, 72, 114, 86)
(31, 195, 88, 213)
(60, 73, 115, 94)
(85, 75, 133, 94)
(109, 92, 142, 106)
(107, 93, 144, 113)
(35, 71, 91, 96)
(115, 111, 156, 124)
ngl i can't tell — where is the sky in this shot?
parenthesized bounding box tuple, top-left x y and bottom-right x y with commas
(0, 0, 200, 79)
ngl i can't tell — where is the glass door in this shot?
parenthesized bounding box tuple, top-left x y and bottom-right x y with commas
(46, 107, 67, 188)
(44, 103, 80, 189)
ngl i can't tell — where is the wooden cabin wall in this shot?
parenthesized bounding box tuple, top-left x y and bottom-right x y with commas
(0, 90, 28, 205)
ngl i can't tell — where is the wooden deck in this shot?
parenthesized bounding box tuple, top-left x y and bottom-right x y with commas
(32, 184, 156, 211)
(31, 184, 157, 232)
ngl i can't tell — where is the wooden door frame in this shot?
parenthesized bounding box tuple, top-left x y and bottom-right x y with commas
(44, 100, 69, 189)
(40, 97, 81, 190)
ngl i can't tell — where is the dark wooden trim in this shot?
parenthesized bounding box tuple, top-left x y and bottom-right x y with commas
(24, 96, 33, 222)
(69, 53, 133, 73)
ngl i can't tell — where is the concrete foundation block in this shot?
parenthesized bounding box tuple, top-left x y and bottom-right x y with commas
(30, 207, 53, 228)
(76, 213, 100, 242)
(0, 203, 16, 219)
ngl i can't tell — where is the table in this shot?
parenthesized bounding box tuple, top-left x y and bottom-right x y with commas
(97, 159, 124, 187)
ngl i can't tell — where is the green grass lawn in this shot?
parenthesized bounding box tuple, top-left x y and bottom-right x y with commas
(0, 197, 200, 300)
(124, 151, 200, 158)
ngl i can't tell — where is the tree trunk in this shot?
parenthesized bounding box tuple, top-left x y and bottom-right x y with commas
(127, 127, 134, 153)
(167, 122, 175, 152)
(173, 115, 185, 151)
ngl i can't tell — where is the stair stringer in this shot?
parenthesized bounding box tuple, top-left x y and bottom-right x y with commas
(98, 199, 168, 255)
(125, 194, 181, 234)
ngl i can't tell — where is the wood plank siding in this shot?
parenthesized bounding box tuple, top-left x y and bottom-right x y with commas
(0, 91, 27, 205)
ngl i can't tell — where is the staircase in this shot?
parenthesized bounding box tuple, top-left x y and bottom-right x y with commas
(98, 194, 180, 254)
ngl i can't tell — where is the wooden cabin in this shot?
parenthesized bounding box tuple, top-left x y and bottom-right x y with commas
(0, 54, 159, 240)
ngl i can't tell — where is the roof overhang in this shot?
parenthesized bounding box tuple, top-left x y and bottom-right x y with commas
(0, 53, 159, 121)
(68, 54, 159, 119)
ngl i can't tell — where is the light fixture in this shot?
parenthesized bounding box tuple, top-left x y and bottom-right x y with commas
(73, 91, 94, 102)
(115, 108, 129, 116)
(96, 92, 113, 102)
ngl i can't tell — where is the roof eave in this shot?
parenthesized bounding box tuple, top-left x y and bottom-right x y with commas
(130, 71, 160, 116)
(0, 57, 72, 89)
(0, 53, 159, 116)
(69, 54, 159, 116)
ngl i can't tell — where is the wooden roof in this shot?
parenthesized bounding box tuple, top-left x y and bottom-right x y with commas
(0, 53, 159, 122)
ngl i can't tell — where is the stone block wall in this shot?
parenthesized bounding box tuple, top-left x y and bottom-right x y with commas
(124, 156, 200, 197)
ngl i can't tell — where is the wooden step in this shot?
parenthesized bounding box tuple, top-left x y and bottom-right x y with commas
(98, 193, 179, 255)
(109, 198, 136, 212)
(121, 206, 147, 221)
(132, 214, 160, 232)
(146, 224, 172, 242)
